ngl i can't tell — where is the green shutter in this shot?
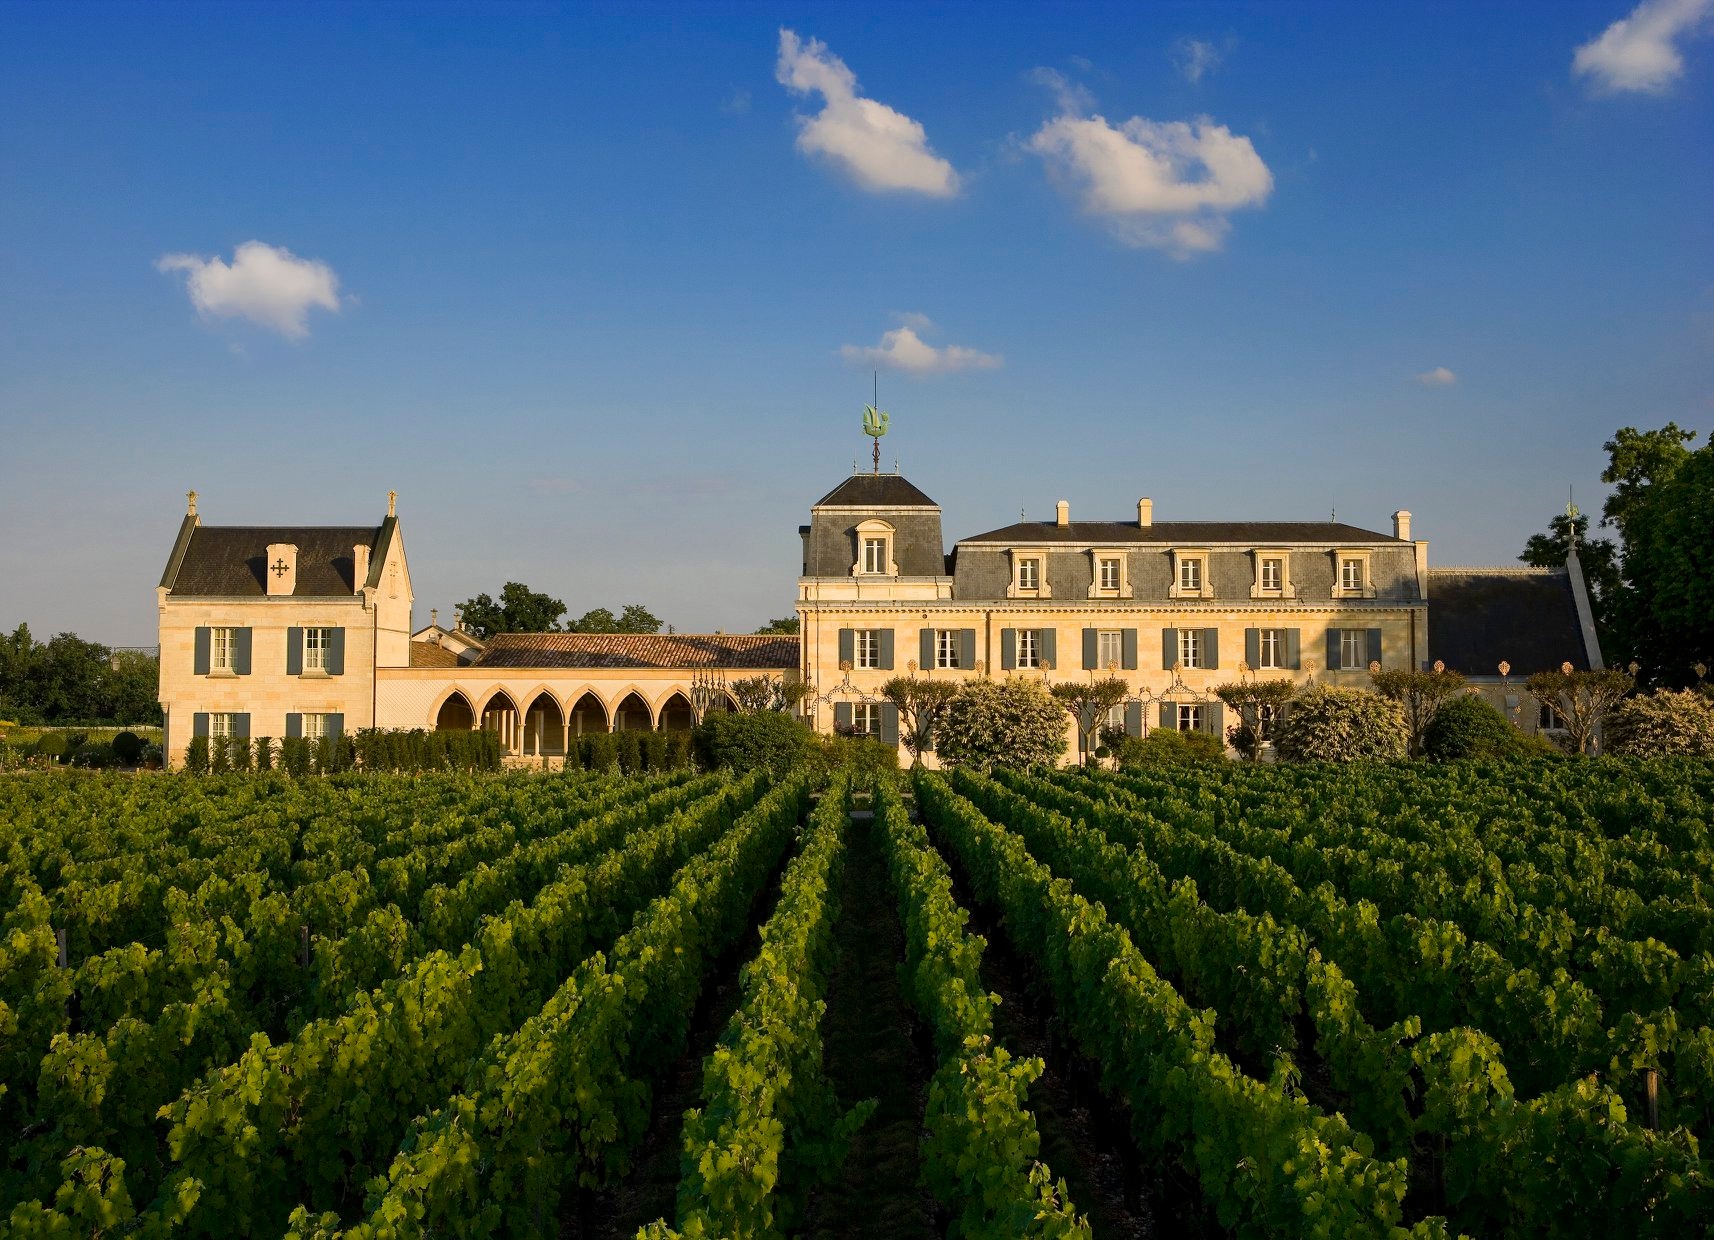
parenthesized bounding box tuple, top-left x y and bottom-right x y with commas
(838, 629, 854, 666)
(1203, 628, 1219, 670)
(1245, 628, 1260, 669)
(1160, 702, 1176, 730)
(1205, 702, 1224, 737)
(233, 628, 252, 676)
(920, 628, 936, 670)
(1001, 629, 1017, 670)
(1082, 628, 1099, 671)
(1124, 701, 1142, 737)
(1367, 629, 1383, 669)
(834, 702, 853, 731)
(1286, 629, 1302, 670)
(878, 629, 895, 671)
(285, 713, 302, 739)
(232, 713, 251, 739)
(959, 629, 977, 670)
(285, 627, 303, 676)
(327, 628, 346, 676)
(879, 704, 899, 747)
(327, 713, 344, 738)
(193, 711, 210, 737)
(193, 628, 211, 675)
(1121, 628, 1138, 670)
(1162, 628, 1179, 669)
(1326, 629, 1342, 671)
(1040, 628, 1057, 669)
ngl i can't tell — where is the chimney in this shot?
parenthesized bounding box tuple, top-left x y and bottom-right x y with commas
(1055, 499, 1070, 527)
(353, 542, 371, 594)
(1392, 510, 1412, 541)
(1137, 498, 1153, 528)
(264, 543, 298, 596)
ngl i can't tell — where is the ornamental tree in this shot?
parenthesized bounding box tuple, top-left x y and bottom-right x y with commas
(1524, 667, 1632, 755)
(1370, 667, 1467, 756)
(880, 676, 962, 767)
(934, 677, 1067, 772)
(1213, 678, 1296, 760)
(1272, 686, 1407, 762)
(1605, 689, 1714, 757)
(729, 674, 811, 713)
(1049, 677, 1130, 765)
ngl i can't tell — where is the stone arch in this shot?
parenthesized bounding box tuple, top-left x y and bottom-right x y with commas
(657, 691, 695, 731)
(433, 689, 475, 731)
(477, 689, 523, 753)
(520, 689, 566, 756)
(613, 690, 654, 732)
(568, 691, 609, 736)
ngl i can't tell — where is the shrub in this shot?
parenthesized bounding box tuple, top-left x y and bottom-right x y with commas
(934, 678, 1067, 771)
(666, 730, 693, 770)
(642, 731, 669, 771)
(615, 729, 643, 774)
(812, 732, 901, 776)
(1607, 690, 1714, 757)
(33, 733, 68, 761)
(1110, 728, 1226, 767)
(280, 736, 311, 777)
(1273, 686, 1408, 762)
(583, 732, 619, 772)
(111, 731, 144, 765)
(185, 735, 210, 774)
(68, 741, 117, 769)
(254, 737, 274, 771)
(1424, 695, 1528, 761)
(693, 710, 815, 773)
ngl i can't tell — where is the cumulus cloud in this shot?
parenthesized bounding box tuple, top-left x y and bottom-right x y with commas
(1573, 0, 1713, 93)
(1027, 102, 1272, 257)
(776, 28, 959, 197)
(1415, 366, 1458, 387)
(1173, 38, 1224, 83)
(156, 240, 339, 338)
(840, 316, 1001, 375)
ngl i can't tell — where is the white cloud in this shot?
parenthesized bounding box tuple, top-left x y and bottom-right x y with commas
(1027, 66, 1095, 115)
(1027, 107, 1272, 257)
(156, 240, 339, 338)
(1573, 0, 1713, 93)
(1415, 366, 1458, 387)
(776, 29, 959, 197)
(1173, 38, 1223, 84)
(840, 316, 1001, 375)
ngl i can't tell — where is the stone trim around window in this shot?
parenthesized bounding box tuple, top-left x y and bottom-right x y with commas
(1330, 548, 1378, 599)
(1249, 549, 1296, 600)
(850, 518, 899, 577)
(1086, 549, 1133, 599)
(1167, 548, 1213, 600)
(1006, 549, 1051, 599)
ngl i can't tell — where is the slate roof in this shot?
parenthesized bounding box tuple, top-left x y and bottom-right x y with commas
(814, 474, 938, 508)
(1428, 568, 1592, 676)
(409, 642, 467, 668)
(164, 525, 380, 596)
(471, 633, 801, 670)
(959, 519, 1404, 545)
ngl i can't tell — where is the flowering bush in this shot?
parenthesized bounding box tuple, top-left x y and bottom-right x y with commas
(1273, 686, 1407, 762)
(1606, 689, 1714, 757)
(935, 677, 1067, 771)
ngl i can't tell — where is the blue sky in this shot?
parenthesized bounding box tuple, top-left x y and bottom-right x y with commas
(2, 1, 1710, 645)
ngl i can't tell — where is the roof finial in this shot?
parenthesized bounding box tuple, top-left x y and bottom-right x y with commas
(387, 489, 397, 518)
(186, 490, 198, 516)
(430, 607, 438, 628)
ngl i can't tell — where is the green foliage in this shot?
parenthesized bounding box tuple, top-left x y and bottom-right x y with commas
(692, 710, 815, 773)
(1048, 676, 1130, 766)
(1213, 678, 1295, 759)
(1524, 668, 1633, 755)
(0, 624, 162, 727)
(879, 675, 960, 766)
(1273, 686, 1408, 761)
(32, 732, 68, 759)
(184, 734, 209, 774)
(347, 728, 504, 772)
(934, 677, 1066, 771)
(1423, 694, 1531, 761)
(456, 581, 568, 639)
(729, 674, 810, 713)
(615, 728, 644, 773)
(110, 731, 143, 764)
(583, 731, 619, 772)
(1520, 508, 1622, 651)
(1108, 727, 1225, 767)
(1369, 668, 1467, 756)
(809, 732, 900, 776)
(568, 603, 663, 634)
(752, 616, 800, 634)
(1606, 689, 1714, 757)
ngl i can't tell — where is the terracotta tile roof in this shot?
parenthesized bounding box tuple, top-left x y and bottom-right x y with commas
(409, 641, 466, 668)
(472, 633, 801, 670)
(166, 525, 379, 596)
(1428, 568, 1592, 676)
(959, 519, 1404, 545)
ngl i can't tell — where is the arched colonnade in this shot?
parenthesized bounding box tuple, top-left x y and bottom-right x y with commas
(431, 684, 736, 757)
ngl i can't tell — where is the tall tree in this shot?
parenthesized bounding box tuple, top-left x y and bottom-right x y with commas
(1519, 509, 1621, 649)
(880, 676, 961, 767)
(457, 582, 568, 639)
(754, 617, 800, 635)
(568, 603, 662, 634)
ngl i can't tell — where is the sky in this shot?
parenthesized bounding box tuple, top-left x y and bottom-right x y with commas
(1, 0, 1710, 647)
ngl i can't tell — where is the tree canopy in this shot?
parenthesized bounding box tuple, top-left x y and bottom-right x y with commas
(1519, 509, 1620, 650)
(0, 624, 162, 726)
(754, 617, 800, 635)
(456, 584, 662, 639)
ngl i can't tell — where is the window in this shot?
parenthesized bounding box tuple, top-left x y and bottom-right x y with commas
(208, 712, 235, 739)
(1179, 628, 1203, 670)
(1105, 703, 1126, 732)
(1179, 557, 1203, 592)
(1539, 702, 1564, 730)
(855, 629, 880, 670)
(1340, 558, 1364, 592)
(1258, 702, 1280, 729)
(1017, 629, 1040, 669)
(935, 630, 961, 670)
(1177, 704, 1203, 732)
(1099, 557, 1121, 591)
(210, 627, 236, 672)
(304, 627, 332, 672)
(853, 703, 881, 736)
(1261, 558, 1283, 591)
(302, 713, 329, 741)
(1340, 630, 1367, 670)
(1097, 630, 1123, 671)
(1018, 558, 1040, 591)
(862, 537, 888, 574)
(1258, 628, 1283, 670)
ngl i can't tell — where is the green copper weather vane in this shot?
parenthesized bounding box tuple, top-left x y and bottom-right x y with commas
(863, 370, 889, 474)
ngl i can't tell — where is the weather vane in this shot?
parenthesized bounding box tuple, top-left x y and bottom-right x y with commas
(862, 371, 889, 474)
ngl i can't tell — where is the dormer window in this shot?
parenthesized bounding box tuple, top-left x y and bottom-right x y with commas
(1331, 549, 1376, 599)
(1341, 558, 1363, 591)
(1180, 558, 1202, 591)
(1250, 550, 1294, 599)
(862, 537, 888, 574)
(1168, 549, 1213, 599)
(1019, 558, 1039, 590)
(1006, 551, 1051, 597)
(851, 519, 897, 576)
(1262, 559, 1281, 591)
(1087, 551, 1131, 599)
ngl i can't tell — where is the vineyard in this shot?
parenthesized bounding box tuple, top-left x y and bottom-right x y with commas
(2, 760, 1712, 1238)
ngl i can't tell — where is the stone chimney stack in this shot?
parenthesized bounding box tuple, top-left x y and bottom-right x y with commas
(1055, 500, 1070, 527)
(1137, 498, 1153, 528)
(265, 543, 298, 596)
(1392, 510, 1412, 541)
(353, 543, 370, 594)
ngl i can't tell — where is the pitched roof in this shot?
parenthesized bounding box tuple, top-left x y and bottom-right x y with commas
(1428, 568, 1591, 677)
(471, 633, 801, 671)
(409, 641, 467, 668)
(165, 526, 379, 596)
(959, 519, 1404, 545)
(814, 474, 938, 508)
